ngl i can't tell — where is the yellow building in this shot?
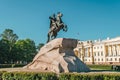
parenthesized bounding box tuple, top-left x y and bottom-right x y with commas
(75, 37, 120, 65)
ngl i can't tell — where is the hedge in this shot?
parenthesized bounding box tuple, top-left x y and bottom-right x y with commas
(0, 64, 25, 68)
(2, 72, 57, 80)
(0, 71, 6, 80)
(0, 72, 2, 80)
(0, 71, 120, 80)
(59, 73, 120, 80)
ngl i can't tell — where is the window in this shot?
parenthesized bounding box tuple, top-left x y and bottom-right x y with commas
(106, 58, 108, 61)
(97, 47, 99, 49)
(94, 52, 96, 56)
(111, 58, 112, 61)
(84, 59, 87, 61)
(98, 58, 100, 61)
(98, 52, 99, 56)
(101, 52, 103, 56)
(101, 46, 102, 48)
(94, 47, 96, 49)
(115, 58, 117, 61)
(101, 58, 103, 61)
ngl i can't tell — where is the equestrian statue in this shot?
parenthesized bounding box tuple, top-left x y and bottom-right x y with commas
(47, 12, 68, 42)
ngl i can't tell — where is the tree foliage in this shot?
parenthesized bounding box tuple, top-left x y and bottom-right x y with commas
(0, 29, 18, 63)
(0, 29, 18, 44)
(0, 39, 10, 63)
(15, 39, 37, 62)
(0, 29, 44, 64)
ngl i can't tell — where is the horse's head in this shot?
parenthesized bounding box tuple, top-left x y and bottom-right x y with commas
(57, 12, 63, 17)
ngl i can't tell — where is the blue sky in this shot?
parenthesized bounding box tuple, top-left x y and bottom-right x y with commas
(0, 0, 120, 44)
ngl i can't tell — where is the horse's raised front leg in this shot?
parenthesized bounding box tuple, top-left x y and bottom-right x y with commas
(63, 24, 67, 32)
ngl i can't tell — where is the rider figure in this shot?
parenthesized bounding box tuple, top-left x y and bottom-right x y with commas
(49, 12, 64, 32)
(56, 12, 63, 27)
(49, 14, 58, 32)
(47, 12, 67, 43)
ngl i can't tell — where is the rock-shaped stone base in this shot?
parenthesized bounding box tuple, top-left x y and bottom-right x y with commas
(24, 38, 90, 73)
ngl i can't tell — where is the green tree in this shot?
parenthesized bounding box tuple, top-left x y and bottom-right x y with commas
(0, 29, 18, 63)
(15, 38, 37, 63)
(0, 39, 10, 63)
(0, 29, 18, 44)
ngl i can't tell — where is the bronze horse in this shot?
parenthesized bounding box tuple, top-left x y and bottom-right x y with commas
(47, 12, 68, 43)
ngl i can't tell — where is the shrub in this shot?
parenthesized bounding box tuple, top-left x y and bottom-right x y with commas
(0, 64, 12, 68)
(59, 73, 71, 80)
(0, 71, 6, 80)
(112, 65, 120, 71)
(0, 64, 25, 68)
(59, 73, 120, 80)
(13, 64, 25, 67)
(2, 72, 58, 80)
(1, 71, 120, 80)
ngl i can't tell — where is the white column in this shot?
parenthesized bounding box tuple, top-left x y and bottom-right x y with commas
(116, 45, 119, 56)
(111, 45, 113, 56)
(113, 45, 117, 56)
(118, 45, 120, 55)
(107, 45, 109, 56)
(108, 45, 112, 56)
(109, 45, 112, 56)
(105, 45, 108, 57)
(88, 47, 90, 57)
